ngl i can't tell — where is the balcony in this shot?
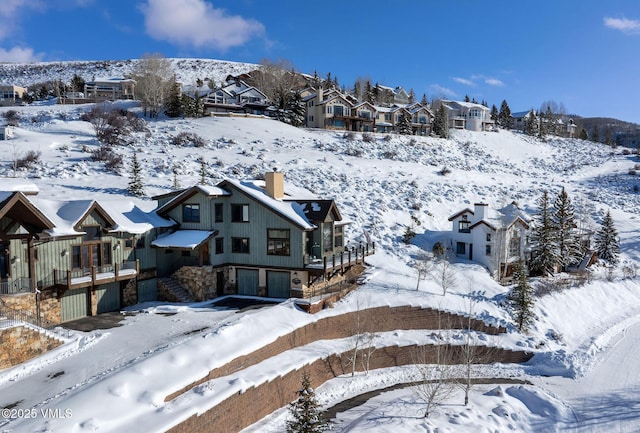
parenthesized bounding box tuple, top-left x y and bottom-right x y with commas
(305, 243, 375, 275)
(0, 277, 32, 295)
(38, 260, 139, 291)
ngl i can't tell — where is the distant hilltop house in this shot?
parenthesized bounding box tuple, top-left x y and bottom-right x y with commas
(448, 202, 531, 282)
(511, 109, 578, 138)
(304, 87, 434, 135)
(197, 77, 272, 116)
(0, 85, 28, 106)
(0, 173, 373, 325)
(83, 77, 136, 101)
(432, 99, 495, 132)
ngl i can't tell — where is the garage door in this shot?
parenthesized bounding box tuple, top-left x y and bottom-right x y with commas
(96, 283, 120, 313)
(267, 271, 291, 298)
(61, 287, 88, 322)
(237, 268, 259, 296)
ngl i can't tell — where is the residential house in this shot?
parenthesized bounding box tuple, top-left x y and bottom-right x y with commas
(202, 78, 271, 116)
(0, 179, 174, 323)
(305, 88, 356, 130)
(511, 109, 536, 132)
(0, 85, 28, 106)
(432, 100, 495, 132)
(448, 202, 531, 281)
(84, 77, 136, 101)
(153, 172, 374, 299)
(409, 105, 434, 136)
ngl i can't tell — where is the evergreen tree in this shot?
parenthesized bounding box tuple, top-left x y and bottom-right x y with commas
(498, 100, 513, 129)
(408, 88, 415, 103)
(127, 151, 145, 196)
(553, 187, 582, 270)
(507, 260, 535, 332)
(397, 114, 412, 135)
(591, 124, 599, 143)
(432, 104, 449, 138)
(420, 93, 428, 106)
(530, 190, 559, 276)
(578, 128, 588, 140)
(165, 82, 184, 118)
(70, 74, 85, 93)
(490, 104, 499, 123)
(524, 110, 537, 136)
(464, 94, 470, 103)
(199, 157, 207, 185)
(595, 210, 620, 266)
(286, 373, 329, 433)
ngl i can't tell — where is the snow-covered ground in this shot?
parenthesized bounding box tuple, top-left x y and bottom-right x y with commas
(1, 100, 640, 432)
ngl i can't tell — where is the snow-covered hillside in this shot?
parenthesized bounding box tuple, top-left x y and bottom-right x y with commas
(0, 58, 257, 88)
(2, 101, 640, 432)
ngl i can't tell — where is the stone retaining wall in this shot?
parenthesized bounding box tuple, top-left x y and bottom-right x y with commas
(0, 326, 63, 370)
(167, 344, 531, 433)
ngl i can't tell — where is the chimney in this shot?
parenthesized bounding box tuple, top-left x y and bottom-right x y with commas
(318, 86, 324, 102)
(474, 203, 488, 221)
(265, 171, 284, 199)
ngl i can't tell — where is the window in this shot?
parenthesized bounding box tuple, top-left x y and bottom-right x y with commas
(232, 237, 250, 254)
(231, 204, 249, 222)
(214, 203, 224, 223)
(486, 244, 492, 256)
(102, 243, 112, 265)
(458, 220, 470, 233)
(323, 224, 333, 252)
(83, 226, 100, 241)
(215, 237, 224, 254)
(486, 233, 492, 242)
(183, 204, 200, 223)
(334, 226, 344, 248)
(267, 229, 290, 256)
(125, 239, 134, 249)
(334, 106, 344, 116)
(509, 237, 520, 257)
(181, 250, 191, 257)
(456, 242, 466, 255)
(136, 237, 145, 249)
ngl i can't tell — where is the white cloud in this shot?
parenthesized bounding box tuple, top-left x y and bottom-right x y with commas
(604, 16, 640, 35)
(452, 77, 475, 86)
(429, 84, 457, 99)
(484, 78, 504, 87)
(139, 0, 265, 51)
(0, 46, 44, 62)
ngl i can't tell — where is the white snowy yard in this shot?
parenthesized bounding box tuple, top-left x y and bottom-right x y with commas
(1, 101, 640, 432)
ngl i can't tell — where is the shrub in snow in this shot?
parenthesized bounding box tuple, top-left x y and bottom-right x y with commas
(438, 166, 451, 176)
(172, 131, 206, 147)
(16, 150, 41, 169)
(362, 132, 375, 143)
(342, 131, 356, 141)
(3, 110, 20, 126)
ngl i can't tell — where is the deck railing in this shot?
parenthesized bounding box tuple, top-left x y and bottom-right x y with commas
(305, 242, 375, 274)
(0, 277, 32, 295)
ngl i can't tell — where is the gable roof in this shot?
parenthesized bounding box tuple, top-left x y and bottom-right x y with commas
(296, 200, 342, 223)
(0, 192, 55, 237)
(155, 184, 231, 216)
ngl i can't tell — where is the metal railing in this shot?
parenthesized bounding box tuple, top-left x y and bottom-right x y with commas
(0, 278, 32, 295)
(0, 298, 69, 338)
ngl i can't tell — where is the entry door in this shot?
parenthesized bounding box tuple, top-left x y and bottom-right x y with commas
(0, 243, 7, 278)
(267, 271, 291, 298)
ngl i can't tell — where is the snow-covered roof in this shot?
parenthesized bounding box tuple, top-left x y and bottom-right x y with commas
(223, 179, 316, 230)
(27, 197, 174, 237)
(0, 178, 39, 195)
(151, 230, 216, 249)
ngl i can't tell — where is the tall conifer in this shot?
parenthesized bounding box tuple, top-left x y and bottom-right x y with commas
(595, 210, 620, 265)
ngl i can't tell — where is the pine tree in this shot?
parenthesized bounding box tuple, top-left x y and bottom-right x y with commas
(286, 373, 329, 433)
(498, 100, 513, 129)
(164, 83, 184, 118)
(530, 190, 559, 276)
(524, 110, 537, 136)
(490, 104, 499, 123)
(507, 260, 535, 332)
(397, 114, 412, 135)
(127, 150, 145, 196)
(595, 210, 620, 266)
(553, 187, 582, 270)
(433, 104, 449, 138)
(199, 157, 207, 185)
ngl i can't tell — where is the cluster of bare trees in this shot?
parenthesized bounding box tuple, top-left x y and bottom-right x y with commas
(413, 241, 456, 294)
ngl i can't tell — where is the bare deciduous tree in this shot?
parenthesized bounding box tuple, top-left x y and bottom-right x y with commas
(132, 53, 175, 118)
(432, 246, 456, 295)
(413, 252, 433, 291)
(344, 291, 377, 376)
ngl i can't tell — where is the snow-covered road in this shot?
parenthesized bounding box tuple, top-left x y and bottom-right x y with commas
(542, 319, 640, 432)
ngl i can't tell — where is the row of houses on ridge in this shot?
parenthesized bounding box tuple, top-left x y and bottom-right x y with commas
(0, 173, 373, 324)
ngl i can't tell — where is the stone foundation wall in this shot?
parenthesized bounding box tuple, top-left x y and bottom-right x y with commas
(0, 326, 63, 370)
(0, 290, 61, 325)
(173, 266, 228, 301)
(122, 280, 137, 306)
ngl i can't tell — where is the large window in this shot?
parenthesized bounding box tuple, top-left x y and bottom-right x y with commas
(183, 204, 200, 223)
(231, 204, 249, 222)
(231, 237, 250, 254)
(267, 229, 290, 256)
(214, 203, 224, 223)
(323, 224, 333, 252)
(72, 241, 112, 270)
(334, 226, 344, 248)
(456, 242, 466, 255)
(509, 236, 521, 257)
(458, 220, 470, 233)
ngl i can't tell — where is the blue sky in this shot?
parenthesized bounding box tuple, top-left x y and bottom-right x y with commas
(1, 0, 640, 123)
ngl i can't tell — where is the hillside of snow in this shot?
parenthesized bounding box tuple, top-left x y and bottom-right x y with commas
(0, 58, 257, 88)
(2, 101, 640, 432)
